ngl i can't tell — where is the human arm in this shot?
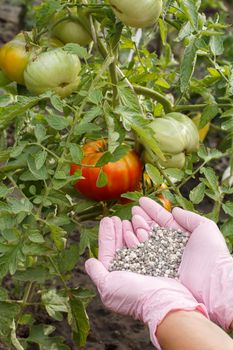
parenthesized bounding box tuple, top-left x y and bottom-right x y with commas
(157, 310, 233, 350)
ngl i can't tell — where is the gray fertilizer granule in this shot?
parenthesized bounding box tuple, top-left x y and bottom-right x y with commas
(109, 226, 189, 279)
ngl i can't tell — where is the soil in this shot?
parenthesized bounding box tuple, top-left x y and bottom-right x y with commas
(0, 2, 232, 350)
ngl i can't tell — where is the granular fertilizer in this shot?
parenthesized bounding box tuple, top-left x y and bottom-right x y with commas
(109, 226, 189, 279)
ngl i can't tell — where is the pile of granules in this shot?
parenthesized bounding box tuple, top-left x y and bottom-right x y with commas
(109, 226, 189, 279)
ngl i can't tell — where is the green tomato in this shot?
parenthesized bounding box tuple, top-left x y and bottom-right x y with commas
(142, 113, 199, 169)
(51, 10, 92, 46)
(148, 113, 199, 155)
(109, 0, 162, 28)
(24, 49, 81, 98)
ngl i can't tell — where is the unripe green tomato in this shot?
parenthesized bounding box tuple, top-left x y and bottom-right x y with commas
(24, 49, 81, 97)
(148, 113, 199, 155)
(51, 10, 92, 46)
(109, 0, 162, 28)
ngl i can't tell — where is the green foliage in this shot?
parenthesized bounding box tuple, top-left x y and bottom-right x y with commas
(0, 0, 233, 348)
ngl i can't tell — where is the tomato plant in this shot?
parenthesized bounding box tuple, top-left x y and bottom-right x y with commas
(0, 0, 233, 348)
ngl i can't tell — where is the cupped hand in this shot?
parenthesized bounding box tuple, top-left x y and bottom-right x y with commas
(85, 216, 208, 349)
(129, 197, 233, 330)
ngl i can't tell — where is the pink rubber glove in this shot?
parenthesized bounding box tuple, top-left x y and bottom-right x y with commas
(85, 216, 208, 350)
(130, 197, 233, 330)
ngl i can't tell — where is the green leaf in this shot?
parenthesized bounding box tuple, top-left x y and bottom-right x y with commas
(0, 302, 20, 342)
(200, 104, 219, 128)
(26, 324, 70, 350)
(14, 266, 50, 283)
(132, 124, 165, 161)
(111, 203, 135, 220)
(35, 124, 47, 143)
(95, 152, 113, 167)
(70, 297, 90, 347)
(159, 18, 168, 45)
(7, 197, 33, 214)
(45, 114, 70, 130)
(28, 230, 45, 243)
(210, 35, 224, 56)
(164, 168, 185, 181)
(200, 167, 219, 193)
(79, 227, 98, 256)
(42, 290, 68, 321)
(35, 150, 47, 170)
(112, 145, 131, 162)
(27, 155, 49, 180)
(175, 195, 195, 211)
(0, 184, 11, 198)
(96, 169, 108, 188)
(58, 244, 80, 273)
(145, 164, 163, 185)
(69, 144, 84, 164)
(63, 44, 90, 60)
(0, 243, 24, 276)
(179, 0, 199, 29)
(180, 36, 198, 93)
(222, 202, 233, 217)
(74, 122, 101, 136)
(221, 218, 233, 238)
(50, 95, 64, 112)
(88, 90, 103, 105)
(189, 183, 206, 204)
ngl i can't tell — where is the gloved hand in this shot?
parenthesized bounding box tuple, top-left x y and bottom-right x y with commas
(129, 197, 233, 330)
(85, 216, 208, 350)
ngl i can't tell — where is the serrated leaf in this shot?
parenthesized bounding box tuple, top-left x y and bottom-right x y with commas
(179, 0, 199, 29)
(210, 35, 224, 56)
(164, 168, 185, 181)
(200, 104, 219, 128)
(27, 155, 49, 180)
(145, 164, 163, 185)
(45, 115, 70, 130)
(35, 150, 47, 170)
(222, 202, 233, 217)
(180, 36, 198, 93)
(200, 167, 219, 193)
(189, 183, 206, 204)
(58, 244, 80, 273)
(0, 302, 20, 342)
(50, 95, 64, 112)
(95, 152, 113, 167)
(69, 144, 83, 164)
(63, 44, 90, 60)
(42, 290, 68, 321)
(132, 124, 165, 161)
(70, 296, 90, 347)
(14, 266, 49, 283)
(35, 124, 47, 143)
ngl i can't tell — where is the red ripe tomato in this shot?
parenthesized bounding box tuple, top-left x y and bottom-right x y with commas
(70, 140, 142, 201)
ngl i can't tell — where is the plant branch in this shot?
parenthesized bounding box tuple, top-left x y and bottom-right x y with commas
(133, 85, 173, 113)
